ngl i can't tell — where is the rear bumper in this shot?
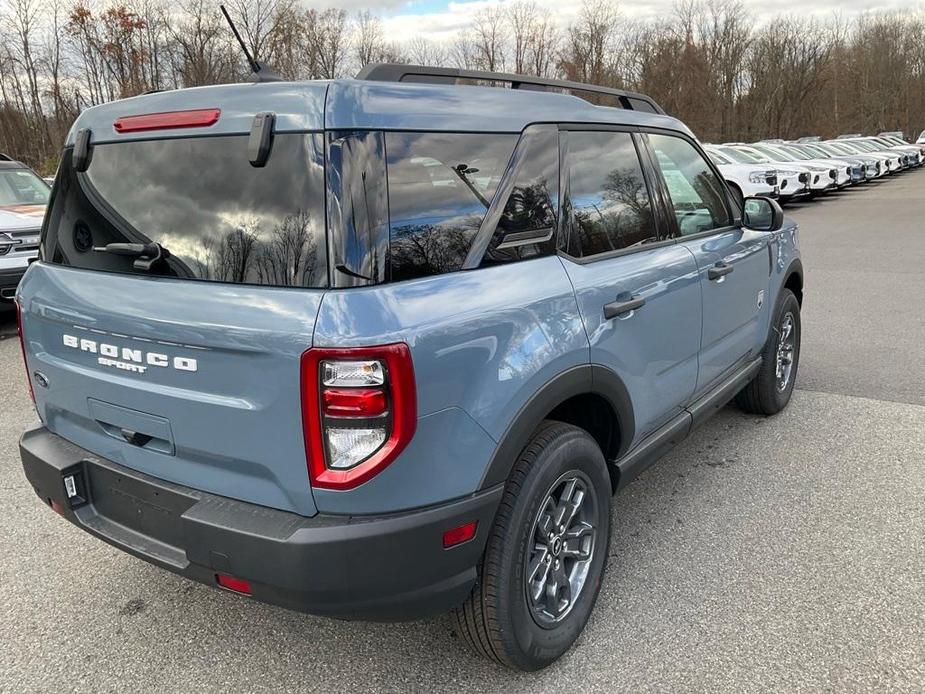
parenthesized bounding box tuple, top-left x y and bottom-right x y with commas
(20, 424, 502, 621)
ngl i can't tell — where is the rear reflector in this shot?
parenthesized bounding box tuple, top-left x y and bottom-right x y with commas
(215, 574, 252, 595)
(114, 109, 221, 133)
(443, 521, 478, 548)
(49, 499, 65, 516)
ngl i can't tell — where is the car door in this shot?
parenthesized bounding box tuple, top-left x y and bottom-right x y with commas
(643, 132, 771, 394)
(558, 128, 702, 444)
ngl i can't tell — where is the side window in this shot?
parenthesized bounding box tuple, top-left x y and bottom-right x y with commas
(564, 130, 658, 258)
(327, 131, 389, 287)
(648, 134, 732, 236)
(385, 132, 517, 282)
(483, 125, 559, 265)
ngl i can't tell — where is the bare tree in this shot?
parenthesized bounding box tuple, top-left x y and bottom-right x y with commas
(406, 36, 448, 66)
(470, 6, 507, 71)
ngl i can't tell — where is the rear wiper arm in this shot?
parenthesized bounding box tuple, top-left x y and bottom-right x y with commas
(93, 242, 170, 271)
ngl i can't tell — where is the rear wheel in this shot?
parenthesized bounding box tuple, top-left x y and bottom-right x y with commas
(451, 421, 611, 671)
(736, 288, 801, 415)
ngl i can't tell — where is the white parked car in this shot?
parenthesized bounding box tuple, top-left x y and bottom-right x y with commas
(729, 143, 833, 198)
(708, 145, 809, 204)
(702, 145, 778, 207)
(822, 140, 892, 177)
(755, 142, 845, 190)
(917, 130, 925, 145)
(861, 136, 922, 168)
(0, 157, 49, 300)
(812, 141, 882, 180)
(834, 139, 904, 172)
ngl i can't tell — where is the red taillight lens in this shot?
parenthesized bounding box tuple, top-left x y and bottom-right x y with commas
(14, 298, 34, 404)
(322, 388, 388, 417)
(113, 108, 221, 133)
(301, 344, 416, 491)
(215, 574, 252, 595)
(443, 521, 478, 548)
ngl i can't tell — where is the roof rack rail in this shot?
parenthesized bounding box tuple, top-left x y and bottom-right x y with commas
(356, 63, 666, 116)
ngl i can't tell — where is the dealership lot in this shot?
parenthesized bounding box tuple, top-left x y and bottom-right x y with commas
(1, 171, 923, 692)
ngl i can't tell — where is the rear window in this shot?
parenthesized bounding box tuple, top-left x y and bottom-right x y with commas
(44, 134, 328, 288)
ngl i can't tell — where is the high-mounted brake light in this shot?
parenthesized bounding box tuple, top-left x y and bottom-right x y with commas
(113, 108, 221, 133)
(301, 344, 416, 490)
(14, 298, 34, 404)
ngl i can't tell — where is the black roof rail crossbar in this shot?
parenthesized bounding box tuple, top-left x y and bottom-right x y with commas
(356, 64, 666, 116)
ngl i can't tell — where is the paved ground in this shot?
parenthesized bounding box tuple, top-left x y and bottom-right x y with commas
(1, 170, 923, 693)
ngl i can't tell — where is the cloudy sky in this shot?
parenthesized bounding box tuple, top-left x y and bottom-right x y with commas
(314, 0, 924, 44)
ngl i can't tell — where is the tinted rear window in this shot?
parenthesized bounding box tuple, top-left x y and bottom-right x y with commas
(44, 134, 328, 288)
(385, 132, 516, 281)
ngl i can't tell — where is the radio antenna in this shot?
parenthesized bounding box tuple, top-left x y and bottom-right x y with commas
(220, 5, 281, 82)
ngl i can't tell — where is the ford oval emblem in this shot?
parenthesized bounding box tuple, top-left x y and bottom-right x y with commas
(33, 371, 49, 388)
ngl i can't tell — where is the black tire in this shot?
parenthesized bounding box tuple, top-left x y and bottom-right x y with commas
(451, 421, 611, 671)
(736, 288, 801, 415)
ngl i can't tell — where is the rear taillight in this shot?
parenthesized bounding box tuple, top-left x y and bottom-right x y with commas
(14, 298, 34, 404)
(301, 344, 416, 490)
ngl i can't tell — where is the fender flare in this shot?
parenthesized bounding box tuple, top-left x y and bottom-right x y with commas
(477, 364, 635, 490)
(783, 257, 803, 295)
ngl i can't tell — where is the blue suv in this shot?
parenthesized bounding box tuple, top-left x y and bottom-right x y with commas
(16, 65, 803, 670)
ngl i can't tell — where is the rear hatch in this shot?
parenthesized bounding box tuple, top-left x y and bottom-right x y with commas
(17, 83, 329, 515)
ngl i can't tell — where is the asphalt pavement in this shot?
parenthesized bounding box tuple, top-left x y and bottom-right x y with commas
(0, 170, 923, 693)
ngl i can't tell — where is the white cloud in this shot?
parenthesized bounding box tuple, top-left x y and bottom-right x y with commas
(376, 0, 925, 49)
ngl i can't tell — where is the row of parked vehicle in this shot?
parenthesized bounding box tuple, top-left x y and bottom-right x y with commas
(704, 133, 925, 207)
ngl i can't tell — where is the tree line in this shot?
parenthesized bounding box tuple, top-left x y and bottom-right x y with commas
(2, 0, 925, 174)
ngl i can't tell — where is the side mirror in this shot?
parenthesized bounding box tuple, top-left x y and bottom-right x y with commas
(742, 196, 784, 232)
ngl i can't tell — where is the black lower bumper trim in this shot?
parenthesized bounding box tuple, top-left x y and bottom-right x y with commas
(19, 424, 502, 621)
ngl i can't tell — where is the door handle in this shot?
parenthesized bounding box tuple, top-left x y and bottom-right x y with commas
(603, 295, 646, 320)
(708, 263, 734, 281)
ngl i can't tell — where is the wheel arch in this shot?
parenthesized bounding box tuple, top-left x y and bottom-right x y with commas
(783, 258, 804, 305)
(477, 364, 635, 492)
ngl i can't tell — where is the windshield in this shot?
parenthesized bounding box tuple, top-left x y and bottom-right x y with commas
(831, 142, 861, 154)
(706, 149, 731, 165)
(754, 144, 801, 161)
(803, 144, 832, 158)
(718, 146, 764, 164)
(43, 134, 329, 287)
(0, 168, 50, 208)
(824, 142, 853, 155)
(850, 141, 877, 152)
(787, 144, 817, 159)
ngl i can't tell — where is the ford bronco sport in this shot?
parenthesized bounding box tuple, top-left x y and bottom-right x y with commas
(16, 64, 803, 671)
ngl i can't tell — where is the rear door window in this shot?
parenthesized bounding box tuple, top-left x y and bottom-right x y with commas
(385, 132, 516, 281)
(44, 134, 328, 287)
(563, 130, 659, 258)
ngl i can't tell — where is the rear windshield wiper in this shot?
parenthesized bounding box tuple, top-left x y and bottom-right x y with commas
(93, 242, 171, 271)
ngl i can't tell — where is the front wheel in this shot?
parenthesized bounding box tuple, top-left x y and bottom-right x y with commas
(736, 288, 801, 415)
(451, 421, 611, 671)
